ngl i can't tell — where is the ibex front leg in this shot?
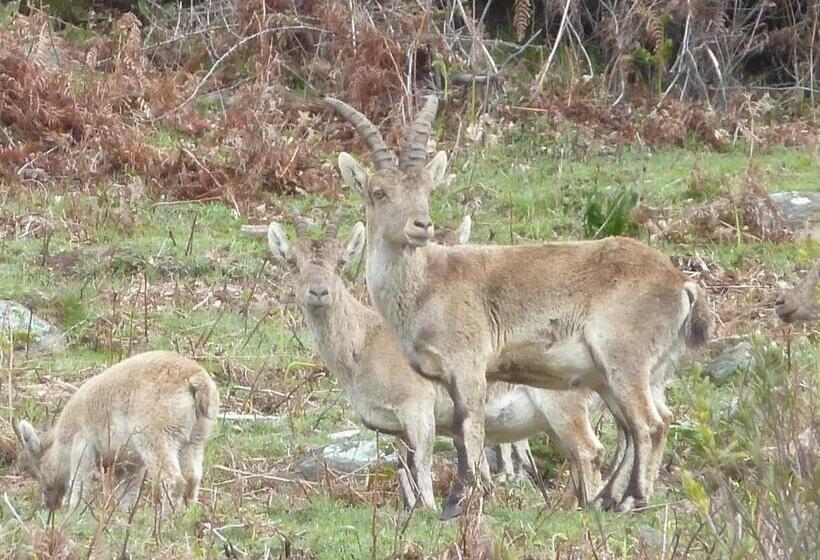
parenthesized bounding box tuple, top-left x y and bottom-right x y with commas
(441, 357, 490, 520)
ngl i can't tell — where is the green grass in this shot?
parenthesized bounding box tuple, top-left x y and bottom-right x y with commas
(1, 133, 818, 558)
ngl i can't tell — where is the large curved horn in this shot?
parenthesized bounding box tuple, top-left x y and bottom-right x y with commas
(293, 214, 310, 238)
(324, 98, 396, 171)
(398, 95, 439, 170)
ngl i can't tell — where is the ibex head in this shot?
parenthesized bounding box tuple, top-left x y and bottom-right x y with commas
(267, 214, 366, 309)
(15, 420, 65, 510)
(324, 97, 447, 249)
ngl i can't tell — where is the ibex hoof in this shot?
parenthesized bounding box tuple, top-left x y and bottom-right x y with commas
(614, 495, 646, 513)
(592, 495, 616, 511)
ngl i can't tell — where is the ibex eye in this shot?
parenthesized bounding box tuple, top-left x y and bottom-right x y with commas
(373, 190, 387, 201)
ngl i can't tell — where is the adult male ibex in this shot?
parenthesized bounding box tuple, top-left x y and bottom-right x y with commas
(325, 96, 712, 515)
(16, 351, 218, 512)
(259, 215, 603, 510)
(776, 261, 819, 323)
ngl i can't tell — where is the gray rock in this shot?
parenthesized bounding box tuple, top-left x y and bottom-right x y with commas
(770, 192, 820, 231)
(704, 341, 754, 385)
(637, 525, 664, 548)
(0, 300, 65, 352)
(299, 437, 397, 480)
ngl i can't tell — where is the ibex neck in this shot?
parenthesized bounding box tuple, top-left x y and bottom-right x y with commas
(302, 289, 369, 388)
(365, 234, 427, 341)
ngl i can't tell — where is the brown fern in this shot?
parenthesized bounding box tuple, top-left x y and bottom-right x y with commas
(513, 0, 533, 42)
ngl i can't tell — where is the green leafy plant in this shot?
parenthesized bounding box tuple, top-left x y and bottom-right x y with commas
(583, 186, 639, 239)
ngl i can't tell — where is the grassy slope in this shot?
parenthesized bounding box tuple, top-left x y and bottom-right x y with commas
(1, 132, 818, 558)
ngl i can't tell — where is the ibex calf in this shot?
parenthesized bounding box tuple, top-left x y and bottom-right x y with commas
(262, 216, 603, 510)
(16, 351, 219, 512)
(776, 261, 819, 323)
(325, 96, 712, 515)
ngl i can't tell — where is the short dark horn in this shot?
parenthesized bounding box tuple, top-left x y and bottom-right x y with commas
(293, 214, 310, 238)
(398, 96, 439, 170)
(324, 98, 396, 171)
(325, 212, 341, 239)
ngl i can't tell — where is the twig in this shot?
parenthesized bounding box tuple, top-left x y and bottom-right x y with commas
(534, 0, 572, 92)
(3, 493, 23, 524)
(220, 412, 283, 425)
(174, 25, 322, 112)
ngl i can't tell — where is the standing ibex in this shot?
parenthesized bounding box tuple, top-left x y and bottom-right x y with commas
(776, 261, 819, 323)
(325, 96, 712, 515)
(16, 351, 218, 512)
(261, 216, 604, 510)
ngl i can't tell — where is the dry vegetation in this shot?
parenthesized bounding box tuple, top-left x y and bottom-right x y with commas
(0, 1, 818, 559)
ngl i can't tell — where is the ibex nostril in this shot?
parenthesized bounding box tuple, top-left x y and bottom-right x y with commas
(309, 286, 329, 298)
(413, 219, 432, 230)
(775, 295, 785, 306)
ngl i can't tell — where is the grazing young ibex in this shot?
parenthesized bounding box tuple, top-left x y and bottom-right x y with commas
(16, 351, 219, 512)
(776, 261, 819, 323)
(325, 96, 712, 515)
(262, 216, 604, 510)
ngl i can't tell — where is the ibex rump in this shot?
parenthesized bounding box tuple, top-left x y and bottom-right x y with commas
(776, 261, 819, 323)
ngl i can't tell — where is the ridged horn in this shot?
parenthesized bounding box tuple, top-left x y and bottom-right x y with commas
(323, 98, 396, 171)
(325, 212, 341, 239)
(398, 96, 439, 170)
(293, 214, 309, 238)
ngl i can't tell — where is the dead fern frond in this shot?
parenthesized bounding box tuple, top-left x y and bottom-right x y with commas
(513, 0, 533, 42)
(115, 13, 143, 79)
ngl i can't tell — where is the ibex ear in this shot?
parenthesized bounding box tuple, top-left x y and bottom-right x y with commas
(456, 215, 472, 245)
(16, 420, 42, 458)
(266, 221, 291, 263)
(426, 151, 448, 188)
(338, 152, 368, 194)
(343, 222, 367, 265)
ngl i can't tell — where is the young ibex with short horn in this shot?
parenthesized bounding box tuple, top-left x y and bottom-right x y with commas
(325, 96, 712, 515)
(775, 261, 819, 324)
(260, 216, 603, 510)
(16, 351, 219, 513)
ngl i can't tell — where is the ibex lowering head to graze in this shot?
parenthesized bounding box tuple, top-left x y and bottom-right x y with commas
(325, 96, 712, 515)
(16, 351, 219, 512)
(776, 261, 819, 324)
(260, 215, 604, 510)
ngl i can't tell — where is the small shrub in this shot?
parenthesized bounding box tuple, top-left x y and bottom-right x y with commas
(583, 186, 639, 239)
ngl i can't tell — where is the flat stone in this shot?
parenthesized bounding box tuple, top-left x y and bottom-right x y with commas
(299, 438, 397, 480)
(328, 429, 362, 441)
(0, 300, 65, 353)
(704, 342, 755, 385)
(770, 191, 820, 231)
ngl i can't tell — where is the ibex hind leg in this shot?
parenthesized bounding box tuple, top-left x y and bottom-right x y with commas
(494, 444, 514, 483)
(591, 390, 633, 510)
(647, 376, 674, 497)
(607, 374, 664, 513)
(179, 443, 205, 506)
